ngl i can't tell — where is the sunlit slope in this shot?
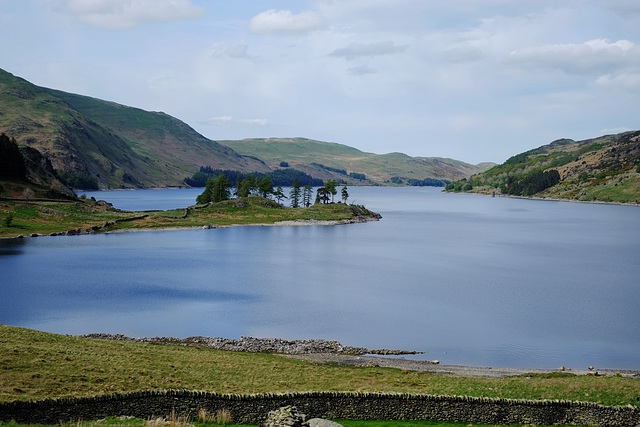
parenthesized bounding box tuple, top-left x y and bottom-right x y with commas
(0, 68, 268, 189)
(446, 130, 640, 204)
(219, 137, 493, 185)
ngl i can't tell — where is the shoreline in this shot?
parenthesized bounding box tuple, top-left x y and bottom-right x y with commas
(80, 334, 640, 379)
(281, 353, 640, 379)
(1, 216, 381, 240)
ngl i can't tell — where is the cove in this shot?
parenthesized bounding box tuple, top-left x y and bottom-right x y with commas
(1, 187, 639, 370)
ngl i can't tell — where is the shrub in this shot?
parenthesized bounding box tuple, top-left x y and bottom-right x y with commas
(3, 213, 14, 227)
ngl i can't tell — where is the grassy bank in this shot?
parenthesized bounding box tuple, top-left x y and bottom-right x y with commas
(0, 197, 379, 238)
(1, 325, 638, 406)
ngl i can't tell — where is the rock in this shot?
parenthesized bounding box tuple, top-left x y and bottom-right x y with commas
(262, 406, 307, 427)
(308, 419, 343, 427)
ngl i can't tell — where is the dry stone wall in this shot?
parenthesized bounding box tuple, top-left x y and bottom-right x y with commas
(1, 391, 639, 426)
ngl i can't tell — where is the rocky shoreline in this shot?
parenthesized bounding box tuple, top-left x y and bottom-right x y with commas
(79, 334, 422, 356)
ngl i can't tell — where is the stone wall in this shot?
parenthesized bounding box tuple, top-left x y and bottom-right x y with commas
(1, 391, 638, 426)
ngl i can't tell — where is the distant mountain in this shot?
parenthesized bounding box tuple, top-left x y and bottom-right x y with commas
(0, 69, 268, 189)
(446, 131, 640, 204)
(218, 137, 493, 186)
(1, 68, 491, 190)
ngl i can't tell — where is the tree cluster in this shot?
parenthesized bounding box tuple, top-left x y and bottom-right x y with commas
(185, 167, 322, 188)
(501, 169, 561, 196)
(0, 133, 26, 179)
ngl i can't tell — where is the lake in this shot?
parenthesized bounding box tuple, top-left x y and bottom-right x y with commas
(1, 187, 639, 370)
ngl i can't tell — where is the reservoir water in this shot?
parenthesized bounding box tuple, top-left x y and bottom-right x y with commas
(1, 187, 639, 370)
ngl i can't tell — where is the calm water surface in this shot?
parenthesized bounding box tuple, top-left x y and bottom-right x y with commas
(2, 187, 639, 370)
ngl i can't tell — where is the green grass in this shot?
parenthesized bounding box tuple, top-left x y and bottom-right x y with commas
(1, 325, 639, 407)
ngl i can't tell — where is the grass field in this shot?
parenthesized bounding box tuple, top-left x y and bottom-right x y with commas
(1, 325, 639, 407)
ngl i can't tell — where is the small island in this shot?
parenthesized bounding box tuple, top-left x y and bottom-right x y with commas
(1, 187, 381, 240)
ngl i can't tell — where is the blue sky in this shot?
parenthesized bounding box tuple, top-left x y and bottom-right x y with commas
(1, 0, 639, 164)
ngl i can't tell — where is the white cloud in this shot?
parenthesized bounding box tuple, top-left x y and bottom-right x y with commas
(443, 46, 484, 64)
(595, 73, 640, 92)
(207, 116, 268, 127)
(249, 9, 326, 35)
(329, 41, 408, 60)
(346, 65, 378, 76)
(599, 126, 633, 135)
(65, 0, 205, 29)
(209, 43, 250, 59)
(503, 39, 640, 75)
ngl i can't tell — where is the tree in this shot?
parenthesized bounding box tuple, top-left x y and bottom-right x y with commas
(324, 179, 338, 203)
(212, 174, 231, 202)
(257, 176, 274, 199)
(273, 186, 287, 204)
(341, 184, 349, 204)
(0, 133, 26, 179)
(290, 178, 301, 208)
(196, 177, 215, 204)
(302, 182, 313, 208)
(316, 187, 330, 204)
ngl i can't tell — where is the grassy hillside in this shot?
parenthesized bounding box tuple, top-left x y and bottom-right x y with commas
(1, 325, 639, 406)
(445, 131, 640, 204)
(0, 69, 268, 189)
(1, 68, 492, 190)
(218, 138, 493, 186)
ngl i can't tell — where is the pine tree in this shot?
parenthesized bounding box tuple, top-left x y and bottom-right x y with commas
(341, 184, 349, 204)
(257, 176, 274, 199)
(212, 174, 231, 202)
(302, 182, 313, 208)
(196, 177, 215, 204)
(289, 178, 301, 208)
(273, 186, 287, 204)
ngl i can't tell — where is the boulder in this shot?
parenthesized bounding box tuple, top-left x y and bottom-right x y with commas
(308, 419, 344, 427)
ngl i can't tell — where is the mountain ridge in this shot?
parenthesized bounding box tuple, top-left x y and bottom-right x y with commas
(0, 68, 492, 190)
(218, 137, 492, 186)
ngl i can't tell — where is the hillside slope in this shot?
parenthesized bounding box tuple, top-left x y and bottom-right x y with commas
(0, 69, 268, 189)
(219, 137, 492, 185)
(446, 130, 640, 204)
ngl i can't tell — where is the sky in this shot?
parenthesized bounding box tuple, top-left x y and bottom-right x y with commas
(1, 1, 640, 164)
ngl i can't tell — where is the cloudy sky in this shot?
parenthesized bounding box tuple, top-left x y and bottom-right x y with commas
(1, 0, 639, 164)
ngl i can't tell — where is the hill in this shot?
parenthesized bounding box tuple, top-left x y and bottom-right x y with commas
(445, 130, 640, 204)
(1, 68, 491, 190)
(0, 69, 269, 189)
(218, 137, 493, 186)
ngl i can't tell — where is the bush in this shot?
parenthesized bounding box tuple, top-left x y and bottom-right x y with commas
(3, 213, 14, 227)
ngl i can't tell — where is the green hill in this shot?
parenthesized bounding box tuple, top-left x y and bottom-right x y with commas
(446, 130, 640, 204)
(218, 137, 493, 185)
(0, 69, 269, 189)
(1, 68, 491, 190)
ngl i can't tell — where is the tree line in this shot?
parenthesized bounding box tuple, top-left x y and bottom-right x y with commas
(196, 173, 349, 208)
(185, 167, 323, 188)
